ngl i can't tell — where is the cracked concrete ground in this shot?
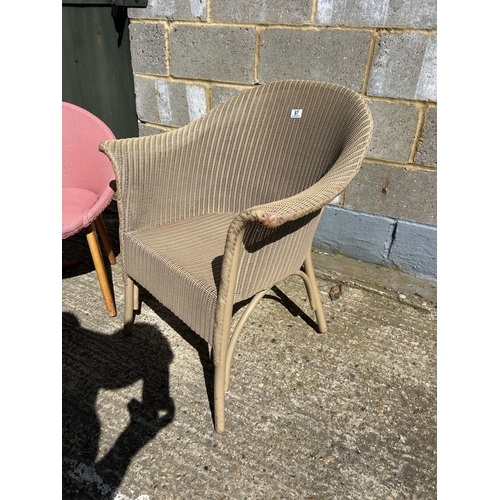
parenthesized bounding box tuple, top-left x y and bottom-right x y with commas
(62, 201, 437, 500)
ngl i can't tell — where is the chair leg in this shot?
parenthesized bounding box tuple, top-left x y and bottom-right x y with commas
(213, 228, 245, 434)
(214, 364, 226, 434)
(214, 293, 238, 435)
(216, 290, 271, 431)
(303, 250, 327, 333)
(124, 277, 136, 333)
(95, 214, 116, 265)
(224, 289, 270, 392)
(85, 222, 117, 317)
(133, 280, 140, 311)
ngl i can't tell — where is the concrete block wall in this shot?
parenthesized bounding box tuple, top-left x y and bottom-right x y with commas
(127, 0, 437, 280)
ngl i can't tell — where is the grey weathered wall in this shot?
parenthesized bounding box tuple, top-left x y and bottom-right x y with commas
(127, 0, 437, 280)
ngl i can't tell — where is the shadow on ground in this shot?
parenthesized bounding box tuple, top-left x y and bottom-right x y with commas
(62, 312, 175, 499)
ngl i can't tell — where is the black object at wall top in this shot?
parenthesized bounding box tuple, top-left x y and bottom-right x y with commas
(62, 2, 146, 139)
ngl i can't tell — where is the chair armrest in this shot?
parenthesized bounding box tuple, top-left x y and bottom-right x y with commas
(247, 139, 369, 229)
(99, 129, 214, 233)
(216, 129, 371, 322)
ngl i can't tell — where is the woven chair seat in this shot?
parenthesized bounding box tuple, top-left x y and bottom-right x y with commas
(125, 213, 236, 341)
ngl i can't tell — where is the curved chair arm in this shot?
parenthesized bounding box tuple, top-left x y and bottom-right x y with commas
(210, 110, 372, 366)
(100, 122, 280, 235)
(229, 85, 373, 233)
(100, 131, 192, 234)
(235, 122, 373, 234)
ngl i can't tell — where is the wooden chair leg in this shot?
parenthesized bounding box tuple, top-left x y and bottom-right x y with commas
(85, 222, 117, 317)
(95, 214, 116, 265)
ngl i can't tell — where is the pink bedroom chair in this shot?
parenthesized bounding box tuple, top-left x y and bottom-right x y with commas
(62, 102, 117, 317)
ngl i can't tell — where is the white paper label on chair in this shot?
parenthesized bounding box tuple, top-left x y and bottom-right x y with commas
(290, 109, 303, 118)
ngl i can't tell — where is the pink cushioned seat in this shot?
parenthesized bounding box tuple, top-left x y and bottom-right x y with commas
(62, 188, 99, 238)
(62, 102, 117, 316)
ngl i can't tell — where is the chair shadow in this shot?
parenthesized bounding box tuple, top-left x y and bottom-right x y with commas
(269, 284, 320, 332)
(62, 312, 175, 499)
(137, 290, 217, 426)
(138, 280, 320, 429)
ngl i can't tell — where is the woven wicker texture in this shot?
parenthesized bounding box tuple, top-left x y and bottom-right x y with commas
(100, 80, 373, 366)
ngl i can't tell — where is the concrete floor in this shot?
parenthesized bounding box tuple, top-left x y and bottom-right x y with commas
(62, 202, 437, 500)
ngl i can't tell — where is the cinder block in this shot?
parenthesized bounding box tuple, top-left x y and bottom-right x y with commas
(259, 29, 372, 91)
(389, 220, 437, 280)
(211, 0, 312, 24)
(134, 76, 207, 127)
(344, 162, 436, 225)
(414, 107, 437, 167)
(211, 86, 246, 109)
(169, 25, 256, 84)
(366, 99, 419, 163)
(314, 205, 396, 265)
(315, 0, 374, 27)
(316, 0, 436, 29)
(387, 0, 437, 29)
(129, 0, 206, 21)
(129, 22, 167, 76)
(367, 32, 437, 101)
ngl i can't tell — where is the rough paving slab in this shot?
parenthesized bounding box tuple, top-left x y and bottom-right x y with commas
(62, 202, 437, 500)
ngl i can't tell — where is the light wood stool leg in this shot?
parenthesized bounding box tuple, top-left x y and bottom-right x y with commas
(95, 214, 116, 265)
(85, 222, 117, 317)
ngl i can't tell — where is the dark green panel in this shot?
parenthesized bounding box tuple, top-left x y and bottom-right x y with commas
(62, 5, 138, 139)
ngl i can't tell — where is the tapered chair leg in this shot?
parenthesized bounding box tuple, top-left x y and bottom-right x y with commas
(133, 280, 140, 311)
(303, 250, 327, 333)
(124, 277, 136, 333)
(95, 214, 116, 265)
(214, 364, 226, 434)
(85, 222, 117, 317)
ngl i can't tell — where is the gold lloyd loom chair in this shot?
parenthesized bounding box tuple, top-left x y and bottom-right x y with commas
(100, 80, 373, 433)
